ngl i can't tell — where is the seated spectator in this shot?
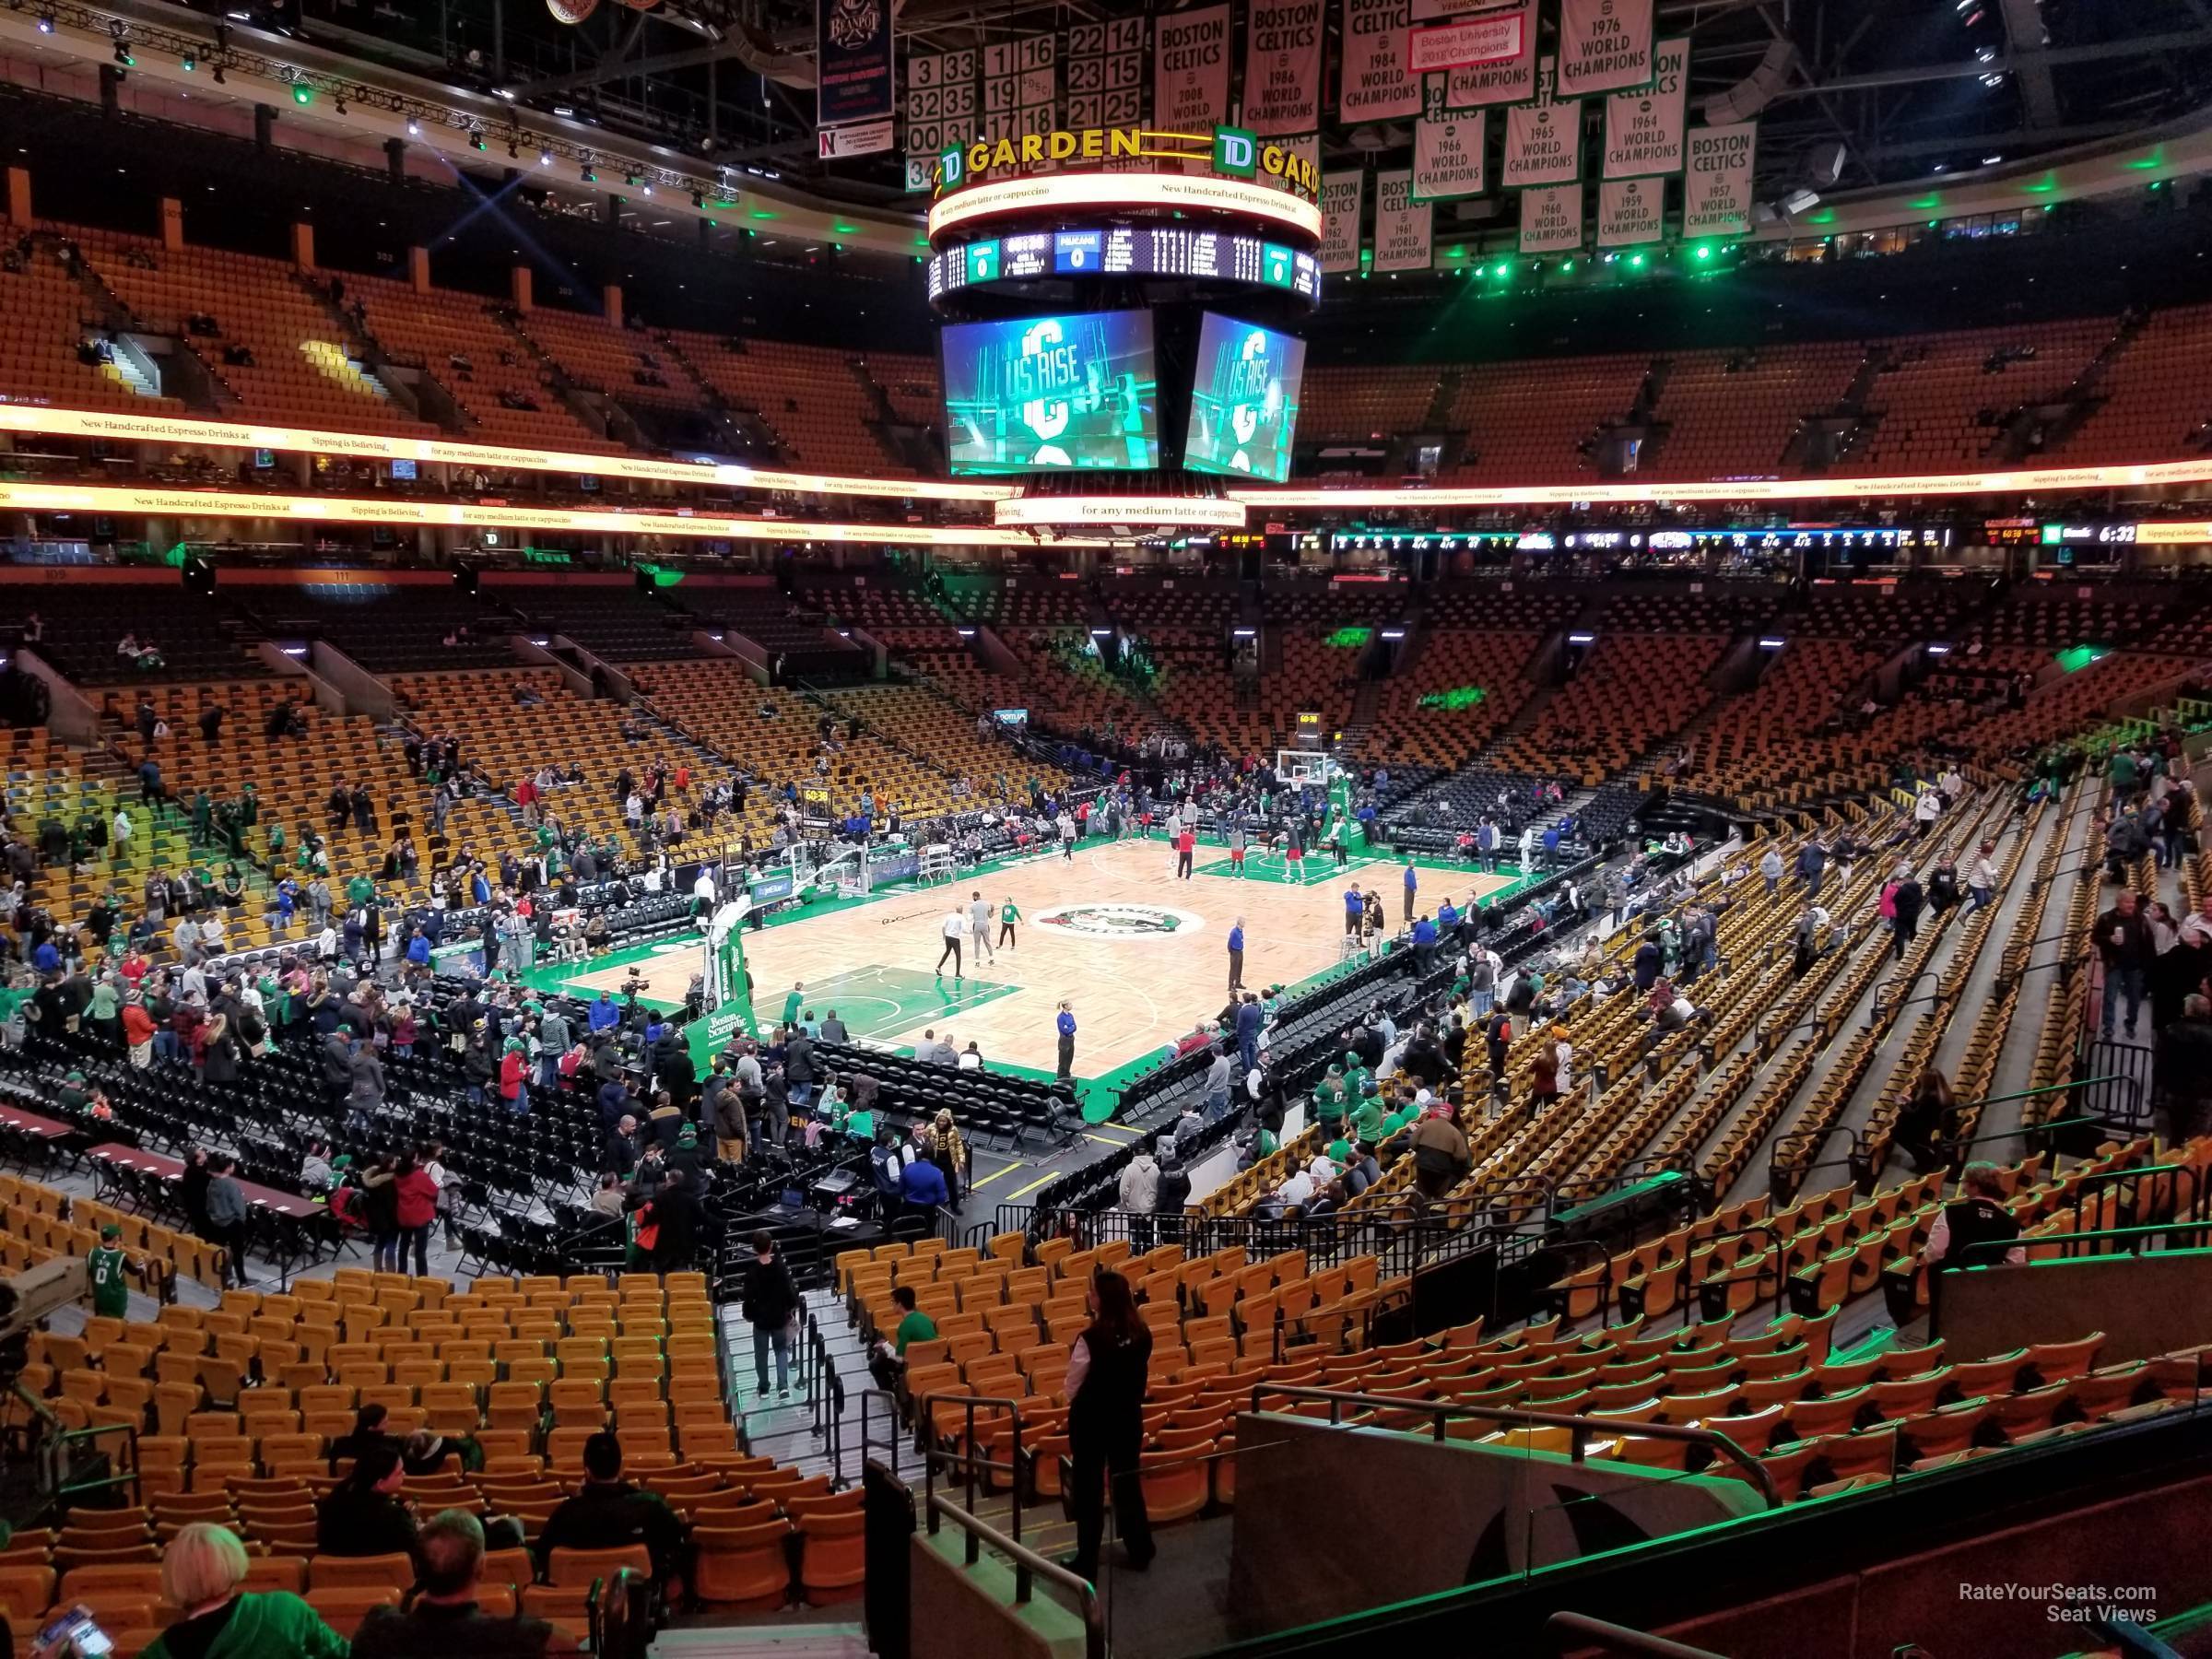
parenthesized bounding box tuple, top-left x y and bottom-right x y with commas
(140, 1521, 347, 1659)
(316, 1441, 419, 1560)
(535, 1431, 688, 1584)
(352, 1508, 571, 1657)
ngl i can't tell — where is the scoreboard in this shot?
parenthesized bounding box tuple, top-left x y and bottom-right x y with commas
(928, 226, 1323, 306)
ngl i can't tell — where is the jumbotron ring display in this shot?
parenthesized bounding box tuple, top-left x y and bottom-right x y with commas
(923, 122, 1324, 534)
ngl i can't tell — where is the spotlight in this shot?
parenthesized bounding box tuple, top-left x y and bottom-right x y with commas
(469, 130, 487, 151)
(36, 12, 54, 30)
(689, 190, 703, 207)
(113, 41, 135, 66)
(623, 171, 640, 186)
(211, 63, 224, 83)
(406, 118, 420, 135)
(641, 182, 653, 195)
(580, 164, 596, 182)
(181, 53, 195, 71)
(290, 80, 312, 105)
(538, 149, 552, 167)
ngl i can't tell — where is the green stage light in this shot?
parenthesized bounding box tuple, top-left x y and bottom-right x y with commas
(1629, 253, 1646, 268)
(290, 81, 312, 105)
(1693, 243, 1712, 261)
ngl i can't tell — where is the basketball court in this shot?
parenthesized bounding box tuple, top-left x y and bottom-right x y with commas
(525, 836, 1532, 1114)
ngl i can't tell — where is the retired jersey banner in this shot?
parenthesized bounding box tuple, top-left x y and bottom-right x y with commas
(1154, 4, 1233, 127)
(1413, 90, 1486, 200)
(1242, 0, 1326, 133)
(1602, 36, 1687, 178)
(817, 0, 896, 130)
(1682, 121, 1758, 236)
(1558, 0, 1656, 97)
(1501, 57, 1580, 187)
(1596, 173, 1665, 246)
(1518, 181, 1583, 252)
(1441, 0, 1536, 106)
(1341, 0, 1423, 122)
(1320, 170, 1367, 272)
(1372, 168, 1433, 269)
(1065, 17, 1145, 128)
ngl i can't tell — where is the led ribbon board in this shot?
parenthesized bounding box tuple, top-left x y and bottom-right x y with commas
(0, 403, 1009, 501)
(0, 480, 1118, 547)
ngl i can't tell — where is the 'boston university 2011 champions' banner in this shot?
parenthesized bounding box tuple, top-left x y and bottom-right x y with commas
(1602, 36, 1688, 178)
(1154, 3, 1233, 128)
(1440, 0, 1536, 106)
(1320, 170, 1367, 272)
(1682, 121, 1759, 236)
(817, 0, 896, 144)
(1500, 56, 1580, 188)
(1371, 168, 1434, 270)
(1341, 0, 1423, 122)
(1413, 88, 1486, 200)
(1242, 0, 1326, 133)
(1596, 174, 1666, 247)
(1557, 0, 1656, 97)
(1518, 181, 1583, 252)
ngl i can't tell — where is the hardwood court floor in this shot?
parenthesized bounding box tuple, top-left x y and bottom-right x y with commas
(702, 838, 1522, 1082)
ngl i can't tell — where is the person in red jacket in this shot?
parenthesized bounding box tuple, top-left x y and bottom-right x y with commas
(121, 993, 159, 1068)
(497, 1038, 529, 1116)
(391, 1153, 440, 1277)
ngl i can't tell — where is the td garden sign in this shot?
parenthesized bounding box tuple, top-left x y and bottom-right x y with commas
(925, 124, 1325, 242)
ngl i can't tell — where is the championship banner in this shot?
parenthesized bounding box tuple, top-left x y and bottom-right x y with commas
(1413, 92, 1486, 200)
(1501, 57, 1581, 188)
(1411, 5, 1525, 75)
(1412, 0, 1520, 14)
(1341, 0, 1423, 122)
(1242, 0, 1325, 134)
(1602, 35, 1688, 178)
(1372, 168, 1434, 270)
(1154, 3, 1233, 128)
(1682, 121, 1758, 236)
(1066, 17, 1146, 128)
(1320, 169, 1366, 271)
(817, 0, 895, 138)
(1595, 173, 1665, 247)
(1442, 0, 1536, 106)
(1558, 0, 1656, 97)
(1518, 181, 1583, 252)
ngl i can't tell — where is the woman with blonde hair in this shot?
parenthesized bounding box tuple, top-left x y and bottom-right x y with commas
(141, 1521, 347, 1658)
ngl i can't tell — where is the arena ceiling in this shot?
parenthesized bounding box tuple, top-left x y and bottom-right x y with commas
(214, 0, 2212, 213)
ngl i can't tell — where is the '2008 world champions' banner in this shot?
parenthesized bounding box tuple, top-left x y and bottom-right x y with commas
(1154, 3, 1234, 128)
(1242, 0, 1326, 134)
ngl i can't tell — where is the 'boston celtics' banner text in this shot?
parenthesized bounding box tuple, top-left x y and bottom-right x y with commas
(1682, 122, 1758, 236)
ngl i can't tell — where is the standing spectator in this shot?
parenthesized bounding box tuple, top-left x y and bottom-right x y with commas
(1759, 846, 1783, 893)
(2091, 888, 2154, 1041)
(1795, 838, 1826, 900)
(204, 1157, 252, 1288)
(1063, 1270, 1154, 1581)
(1890, 1066, 1956, 1175)
(1968, 840, 1999, 910)
(741, 1231, 800, 1400)
(1055, 1001, 1077, 1080)
(347, 1036, 386, 1136)
(1226, 918, 1245, 994)
(1117, 1146, 1159, 1244)
(1888, 865, 1924, 963)
(935, 905, 965, 979)
(1913, 786, 1942, 838)
(393, 1154, 439, 1277)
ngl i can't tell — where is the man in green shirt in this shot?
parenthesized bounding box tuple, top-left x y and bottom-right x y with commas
(782, 982, 806, 1027)
(88, 1224, 136, 1319)
(347, 872, 376, 909)
(871, 1285, 938, 1389)
(1349, 1088, 1388, 1146)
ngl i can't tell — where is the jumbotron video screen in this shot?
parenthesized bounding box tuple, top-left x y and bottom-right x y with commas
(1182, 312, 1307, 483)
(940, 311, 1161, 475)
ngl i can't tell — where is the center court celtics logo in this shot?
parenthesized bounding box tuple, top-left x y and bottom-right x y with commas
(1033, 903, 1205, 939)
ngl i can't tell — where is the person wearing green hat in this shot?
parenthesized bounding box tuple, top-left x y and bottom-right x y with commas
(88, 1223, 138, 1320)
(1349, 1089, 1388, 1146)
(58, 1071, 90, 1117)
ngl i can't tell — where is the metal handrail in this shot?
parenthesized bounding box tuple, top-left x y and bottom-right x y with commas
(1545, 1611, 1729, 1658)
(928, 1492, 1104, 1659)
(921, 1392, 1027, 1547)
(1244, 1384, 1782, 1508)
(1956, 1217, 2212, 1267)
